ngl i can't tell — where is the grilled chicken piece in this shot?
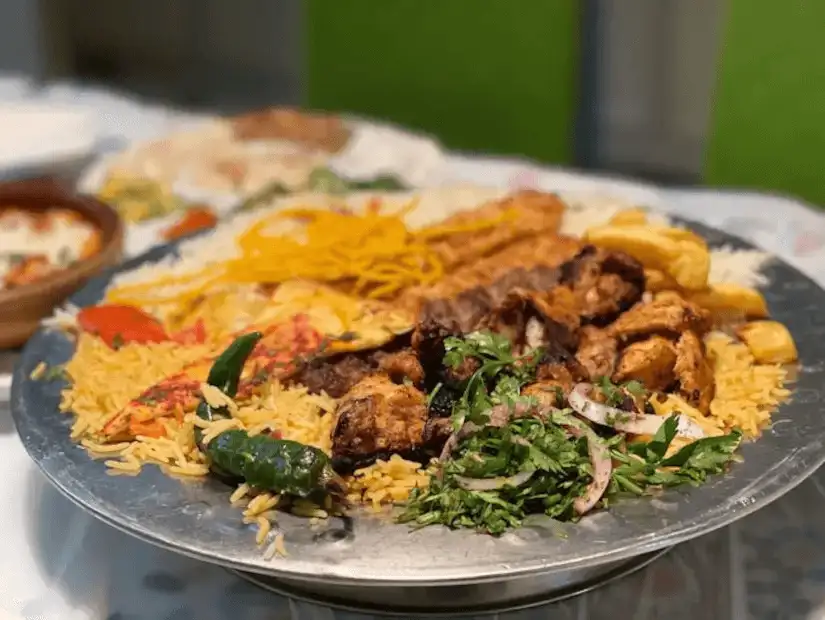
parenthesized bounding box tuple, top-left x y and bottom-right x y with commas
(426, 190, 567, 271)
(376, 348, 425, 387)
(673, 330, 715, 413)
(331, 374, 430, 472)
(561, 246, 646, 325)
(607, 296, 711, 342)
(576, 326, 619, 380)
(478, 287, 581, 353)
(612, 335, 678, 392)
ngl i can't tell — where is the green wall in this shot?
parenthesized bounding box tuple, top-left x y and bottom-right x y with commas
(705, 2, 825, 206)
(306, 1, 580, 164)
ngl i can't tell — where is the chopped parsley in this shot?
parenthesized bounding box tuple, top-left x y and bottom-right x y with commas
(399, 415, 592, 535)
(402, 413, 743, 535)
(41, 364, 68, 382)
(611, 415, 743, 492)
(442, 331, 544, 431)
(595, 376, 647, 407)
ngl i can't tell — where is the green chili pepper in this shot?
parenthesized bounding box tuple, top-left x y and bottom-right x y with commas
(206, 431, 335, 498)
(206, 331, 263, 397)
(195, 332, 341, 498)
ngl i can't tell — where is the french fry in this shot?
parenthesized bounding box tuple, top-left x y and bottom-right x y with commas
(647, 226, 707, 248)
(736, 320, 798, 364)
(688, 283, 769, 319)
(644, 268, 680, 293)
(608, 208, 648, 226)
(654, 291, 684, 304)
(584, 224, 711, 290)
(583, 225, 680, 272)
(668, 239, 711, 291)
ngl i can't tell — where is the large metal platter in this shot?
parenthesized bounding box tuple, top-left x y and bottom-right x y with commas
(11, 220, 825, 604)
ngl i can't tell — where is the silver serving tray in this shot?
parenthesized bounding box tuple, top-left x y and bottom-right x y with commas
(11, 221, 825, 609)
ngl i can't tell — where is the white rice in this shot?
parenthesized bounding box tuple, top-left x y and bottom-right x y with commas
(708, 246, 773, 288)
(558, 192, 672, 237)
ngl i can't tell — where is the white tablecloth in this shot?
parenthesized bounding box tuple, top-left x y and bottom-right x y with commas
(2, 77, 825, 619)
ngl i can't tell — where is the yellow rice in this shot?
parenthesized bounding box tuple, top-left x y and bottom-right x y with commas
(705, 332, 791, 436)
(650, 331, 791, 441)
(346, 454, 432, 511)
(60, 334, 214, 439)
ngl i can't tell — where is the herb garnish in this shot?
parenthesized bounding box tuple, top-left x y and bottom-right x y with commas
(443, 331, 544, 431)
(399, 416, 592, 534)
(41, 364, 68, 382)
(610, 415, 743, 493)
(402, 413, 743, 535)
(595, 376, 647, 407)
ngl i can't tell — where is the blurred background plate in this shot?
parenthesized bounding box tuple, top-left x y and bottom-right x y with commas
(0, 104, 100, 180)
(0, 351, 13, 402)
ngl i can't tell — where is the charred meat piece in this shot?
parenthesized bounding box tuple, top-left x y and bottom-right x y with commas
(423, 287, 495, 333)
(561, 246, 646, 325)
(412, 318, 465, 388)
(673, 330, 715, 413)
(376, 348, 425, 387)
(612, 335, 678, 392)
(608, 296, 712, 342)
(427, 382, 463, 418)
(576, 326, 619, 380)
(331, 375, 430, 472)
(411, 318, 480, 388)
(477, 287, 580, 353)
(532, 342, 589, 394)
(287, 353, 374, 398)
(402, 234, 582, 324)
(422, 417, 453, 454)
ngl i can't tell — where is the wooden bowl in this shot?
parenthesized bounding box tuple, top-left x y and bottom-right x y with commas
(0, 178, 124, 348)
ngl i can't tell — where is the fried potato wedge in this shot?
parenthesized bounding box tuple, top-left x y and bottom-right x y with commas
(669, 238, 711, 291)
(653, 290, 685, 304)
(736, 320, 798, 364)
(688, 283, 769, 319)
(608, 208, 648, 226)
(645, 268, 680, 293)
(584, 224, 710, 290)
(583, 225, 680, 270)
(646, 226, 707, 248)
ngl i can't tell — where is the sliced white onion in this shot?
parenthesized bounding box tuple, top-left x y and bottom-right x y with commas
(569, 383, 705, 440)
(454, 470, 535, 492)
(557, 416, 613, 515)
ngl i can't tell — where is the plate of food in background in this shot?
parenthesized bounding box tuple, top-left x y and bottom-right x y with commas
(0, 179, 123, 349)
(77, 108, 446, 257)
(10, 185, 815, 611)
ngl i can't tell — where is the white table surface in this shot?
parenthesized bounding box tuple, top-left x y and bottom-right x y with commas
(2, 77, 825, 619)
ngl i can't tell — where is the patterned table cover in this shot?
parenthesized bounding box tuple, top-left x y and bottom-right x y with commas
(1, 77, 825, 620)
